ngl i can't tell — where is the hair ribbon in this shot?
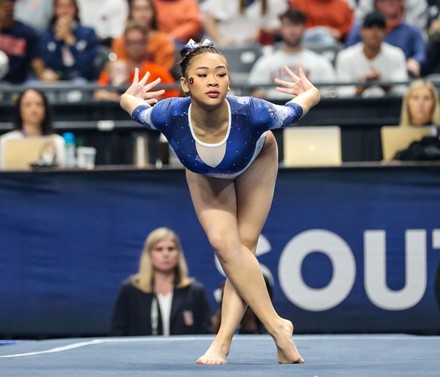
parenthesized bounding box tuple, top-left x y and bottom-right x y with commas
(183, 39, 214, 50)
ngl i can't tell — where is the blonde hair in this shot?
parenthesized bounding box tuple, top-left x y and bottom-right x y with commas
(131, 227, 193, 293)
(399, 80, 440, 126)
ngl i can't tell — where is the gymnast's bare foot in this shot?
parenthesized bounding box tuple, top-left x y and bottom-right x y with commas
(195, 340, 230, 365)
(272, 319, 304, 364)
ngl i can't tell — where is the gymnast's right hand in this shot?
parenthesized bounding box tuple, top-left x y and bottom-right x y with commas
(120, 68, 166, 114)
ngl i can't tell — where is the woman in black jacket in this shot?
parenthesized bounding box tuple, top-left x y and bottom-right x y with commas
(111, 227, 212, 336)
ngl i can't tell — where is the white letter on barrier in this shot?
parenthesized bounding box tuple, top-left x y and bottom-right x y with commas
(364, 230, 427, 310)
(279, 230, 356, 311)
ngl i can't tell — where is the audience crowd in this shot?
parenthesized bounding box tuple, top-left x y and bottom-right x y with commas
(1, 0, 440, 89)
(1, 0, 440, 166)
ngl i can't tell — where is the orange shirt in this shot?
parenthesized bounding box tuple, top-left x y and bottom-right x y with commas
(111, 31, 177, 72)
(98, 61, 181, 98)
(152, 0, 201, 42)
(290, 0, 354, 40)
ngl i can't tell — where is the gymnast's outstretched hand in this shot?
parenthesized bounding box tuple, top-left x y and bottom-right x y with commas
(120, 68, 166, 115)
(274, 63, 320, 115)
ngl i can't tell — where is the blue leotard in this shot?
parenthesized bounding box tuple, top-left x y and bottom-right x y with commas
(132, 95, 303, 179)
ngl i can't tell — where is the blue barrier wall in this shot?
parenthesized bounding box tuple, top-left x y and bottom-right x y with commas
(0, 166, 439, 337)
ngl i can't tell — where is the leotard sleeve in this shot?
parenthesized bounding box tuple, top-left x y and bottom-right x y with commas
(131, 104, 157, 131)
(270, 102, 304, 129)
(248, 97, 304, 131)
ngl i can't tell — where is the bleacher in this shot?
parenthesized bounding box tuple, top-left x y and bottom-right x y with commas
(0, 80, 417, 165)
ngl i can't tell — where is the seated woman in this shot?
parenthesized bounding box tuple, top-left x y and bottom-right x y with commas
(110, 227, 213, 336)
(399, 80, 440, 127)
(38, 0, 99, 82)
(94, 21, 180, 101)
(388, 80, 440, 160)
(0, 88, 65, 169)
(381, 80, 440, 161)
(111, 0, 177, 75)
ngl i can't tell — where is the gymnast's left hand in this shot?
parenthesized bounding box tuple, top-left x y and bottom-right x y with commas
(274, 63, 320, 114)
(120, 68, 166, 114)
(274, 64, 316, 96)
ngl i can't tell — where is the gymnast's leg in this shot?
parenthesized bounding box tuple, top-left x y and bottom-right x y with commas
(198, 131, 279, 363)
(187, 132, 303, 364)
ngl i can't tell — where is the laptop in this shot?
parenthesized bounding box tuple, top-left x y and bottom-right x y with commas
(283, 126, 342, 167)
(1, 137, 58, 171)
(381, 126, 435, 160)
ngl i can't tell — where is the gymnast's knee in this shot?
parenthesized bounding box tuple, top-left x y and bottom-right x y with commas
(206, 232, 241, 264)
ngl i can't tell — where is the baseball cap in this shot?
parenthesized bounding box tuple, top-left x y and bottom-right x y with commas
(362, 11, 386, 28)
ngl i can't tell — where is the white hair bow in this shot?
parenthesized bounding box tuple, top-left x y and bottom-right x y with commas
(184, 39, 214, 50)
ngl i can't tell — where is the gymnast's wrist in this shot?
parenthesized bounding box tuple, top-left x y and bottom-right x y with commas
(131, 104, 151, 121)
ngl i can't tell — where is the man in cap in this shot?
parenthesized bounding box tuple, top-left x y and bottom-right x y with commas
(335, 11, 408, 97)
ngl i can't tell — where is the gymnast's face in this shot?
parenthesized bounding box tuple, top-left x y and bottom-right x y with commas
(180, 52, 229, 108)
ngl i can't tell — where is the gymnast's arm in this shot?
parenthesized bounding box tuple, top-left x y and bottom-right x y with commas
(120, 68, 166, 116)
(274, 64, 321, 116)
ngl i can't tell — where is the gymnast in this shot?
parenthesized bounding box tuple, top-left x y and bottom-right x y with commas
(120, 39, 321, 365)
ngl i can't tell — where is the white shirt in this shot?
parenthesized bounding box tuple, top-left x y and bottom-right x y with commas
(248, 48, 337, 100)
(335, 42, 409, 97)
(14, 0, 54, 32)
(0, 50, 8, 79)
(201, 0, 287, 46)
(157, 292, 173, 336)
(76, 0, 128, 40)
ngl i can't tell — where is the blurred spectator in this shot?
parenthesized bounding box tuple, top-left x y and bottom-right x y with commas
(288, 0, 355, 44)
(111, 227, 212, 336)
(111, 0, 176, 74)
(428, 0, 440, 25)
(0, 49, 8, 79)
(335, 11, 408, 97)
(76, 0, 128, 46)
(200, 0, 288, 47)
(211, 271, 273, 335)
(423, 13, 440, 75)
(248, 8, 336, 100)
(152, 0, 202, 47)
(355, 0, 429, 29)
(39, 0, 99, 82)
(399, 79, 440, 126)
(0, 88, 65, 168)
(346, 0, 426, 78)
(0, 0, 53, 83)
(14, 0, 54, 32)
(94, 21, 180, 101)
(389, 80, 440, 160)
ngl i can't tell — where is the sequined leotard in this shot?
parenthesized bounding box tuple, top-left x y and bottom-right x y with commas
(132, 95, 303, 179)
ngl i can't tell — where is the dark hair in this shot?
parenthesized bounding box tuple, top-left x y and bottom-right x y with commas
(239, 0, 267, 16)
(49, 0, 80, 27)
(362, 11, 386, 29)
(13, 88, 54, 135)
(179, 43, 225, 78)
(124, 19, 149, 39)
(128, 0, 158, 31)
(279, 7, 308, 25)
